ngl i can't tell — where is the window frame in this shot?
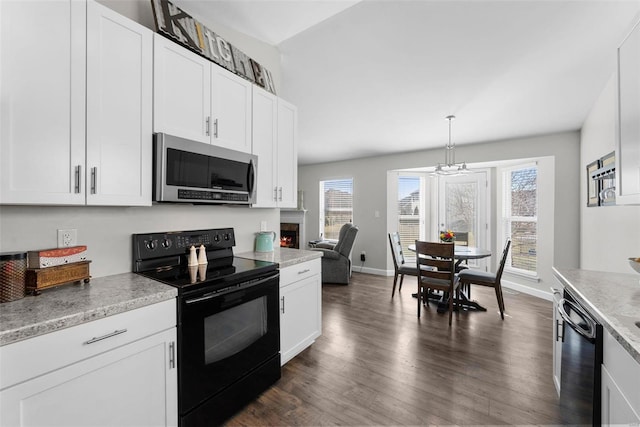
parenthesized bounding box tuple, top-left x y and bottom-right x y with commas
(319, 178, 354, 241)
(501, 163, 539, 277)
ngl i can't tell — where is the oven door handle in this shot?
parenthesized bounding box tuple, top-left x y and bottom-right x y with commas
(184, 274, 278, 305)
(557, 298, 596, 341)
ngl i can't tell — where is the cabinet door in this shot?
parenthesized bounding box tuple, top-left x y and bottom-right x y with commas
(602, 365, 640, 426)
(153, 34, 211, 144)
(86, 1, 152, 206)
(277, 99, 298, 208)
(616, 19, 640, 205)
(211, 66, 253, 153)
(0, 0, 86, 205)
(0, 328, 178, 427)
(280, 267, 321, 365)
(252, 87, 278, 207)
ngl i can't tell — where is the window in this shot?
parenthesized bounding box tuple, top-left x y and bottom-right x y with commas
(397, 176, 421, 260)
(502, 165, 538, 274)
(319, 178, 353, 240)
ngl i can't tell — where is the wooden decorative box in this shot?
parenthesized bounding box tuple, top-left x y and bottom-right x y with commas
(26, 261, 91, 295)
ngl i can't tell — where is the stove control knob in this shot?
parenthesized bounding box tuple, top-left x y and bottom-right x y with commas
(214, 234, 220, 242)
(161, 238, 172, 249)
(146, 240, 157, 250)
(224, 233, 230, 241)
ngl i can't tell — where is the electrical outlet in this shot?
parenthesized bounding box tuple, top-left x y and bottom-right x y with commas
(360, 251, 366, 262)
(57, 229, 78, 248)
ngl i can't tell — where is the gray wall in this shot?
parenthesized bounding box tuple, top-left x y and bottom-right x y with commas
(581, 75, 640, 272)
(299, 131, 580, 294)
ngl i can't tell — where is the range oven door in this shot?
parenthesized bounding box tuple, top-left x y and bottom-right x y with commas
(178, 272, 280, 419)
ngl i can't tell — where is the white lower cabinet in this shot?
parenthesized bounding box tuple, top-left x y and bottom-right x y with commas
(0, 300, 177, 427)
(279, 259, 322, 365)
(551, 287, 563, 396)
(601, 328, 640, 426)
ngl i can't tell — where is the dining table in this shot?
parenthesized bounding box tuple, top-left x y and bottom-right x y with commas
(407, 243, 492, 312)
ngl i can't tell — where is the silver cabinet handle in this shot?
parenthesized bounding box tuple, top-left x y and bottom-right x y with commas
(281, 296, 285, 314)
(274, 187, 278, 202)
(169, 341, 175, 369)
(298, 269, 310, 275)
(83, 328, 127, 345)
(206, 117, 211, 136)
(555, 319, 564, 342)
(278, 187, 283, 201)
(74, 165, 82, 193)
(90, 167, 97, 194)
(213, 118, 218, 138)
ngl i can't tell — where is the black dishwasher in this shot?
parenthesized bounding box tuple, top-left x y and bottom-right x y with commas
(557, 288, 603, 426)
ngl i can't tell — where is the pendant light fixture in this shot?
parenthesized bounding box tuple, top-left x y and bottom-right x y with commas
(433, 115, 469, 175)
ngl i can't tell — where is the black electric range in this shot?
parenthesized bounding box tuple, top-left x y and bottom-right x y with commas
(132, 228, 281, 426)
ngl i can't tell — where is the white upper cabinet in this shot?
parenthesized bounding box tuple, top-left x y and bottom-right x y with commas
(211, 67, 253, 153)
(153, 34, 211, 144)
(616, 19, 640, 205)
(252, 87, 278, 207)
(154, 36, 252, 152)
(252, 87, 298, 208)
(0, 0, 86, 205)
(277, 98, 298, 208)
(0, 0, 152, 206)
(86, 1, 152, 206)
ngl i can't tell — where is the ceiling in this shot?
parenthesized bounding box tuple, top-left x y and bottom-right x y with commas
(178, 0, 640, 165)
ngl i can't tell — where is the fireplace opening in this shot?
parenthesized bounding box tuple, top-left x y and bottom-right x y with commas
(280, 223, 299, 249)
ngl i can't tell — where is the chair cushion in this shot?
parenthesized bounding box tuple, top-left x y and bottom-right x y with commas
(458, 269, 497, 284)
(398, 265, 418, 276)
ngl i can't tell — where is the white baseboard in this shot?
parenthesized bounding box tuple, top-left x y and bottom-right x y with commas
(502, 279, 552, 301)
(352, 266, 392, 276)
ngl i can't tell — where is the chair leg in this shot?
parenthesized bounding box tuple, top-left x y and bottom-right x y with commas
(392, 272, 399, 297)
(448, 289, 454, 326)
(494, 286, 504, 319)
(417, 284, 421, 318)
(399, 274, 404, 292)
(497, 284, 506, 318)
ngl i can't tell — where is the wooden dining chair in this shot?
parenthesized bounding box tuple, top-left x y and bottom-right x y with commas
(415, 240, 460, 325)
(388, 232, 419, 297)
(458, 239, 511, 319)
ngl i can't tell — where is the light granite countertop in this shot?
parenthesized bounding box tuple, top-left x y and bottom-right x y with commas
(236, 247, 322, 269)
(0, 273, 176, 347)
(553, 267, 640, 364)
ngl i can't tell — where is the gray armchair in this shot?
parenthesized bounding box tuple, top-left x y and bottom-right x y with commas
(312, 224, 359, 284)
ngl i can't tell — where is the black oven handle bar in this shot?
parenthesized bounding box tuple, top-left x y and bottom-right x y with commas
(184, 273, 279, 305)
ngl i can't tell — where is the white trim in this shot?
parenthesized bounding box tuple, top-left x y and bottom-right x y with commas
(502, 279, 552, 301)
(352, 266, 391, 276)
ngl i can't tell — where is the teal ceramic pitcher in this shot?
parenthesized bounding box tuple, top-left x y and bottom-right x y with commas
(255, 231, 276, 252)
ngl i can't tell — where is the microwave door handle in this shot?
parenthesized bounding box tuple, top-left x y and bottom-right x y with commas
(248, 159, 256, 197)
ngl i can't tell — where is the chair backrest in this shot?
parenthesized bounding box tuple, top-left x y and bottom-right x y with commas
(333, 223, 353, 253)
(453, 231, 469, 246)
(336, 225, 359, 258)
(415, 240, 455, 286)
(495, 239, 512, 282)
(388, 232, 406, 269)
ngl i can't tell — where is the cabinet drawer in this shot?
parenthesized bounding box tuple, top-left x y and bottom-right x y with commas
(0, 299, 176, 389)
(280, 259, 321, 286)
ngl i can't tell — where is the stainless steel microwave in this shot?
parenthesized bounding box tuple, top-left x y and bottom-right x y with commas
(153, 133, 257, 205)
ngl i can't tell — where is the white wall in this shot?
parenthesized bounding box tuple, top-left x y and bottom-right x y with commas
(581, 75, 640, 273)
(299, 131, 580, 295)
(0, 205, 280, 278)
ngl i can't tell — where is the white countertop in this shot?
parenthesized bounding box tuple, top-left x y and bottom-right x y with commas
(236, 247, 322, 268)
(553, 267, 640, 364)
(0, 273, 177, 347)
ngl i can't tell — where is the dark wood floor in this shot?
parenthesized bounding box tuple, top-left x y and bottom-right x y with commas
(227, 272, 563, 426)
